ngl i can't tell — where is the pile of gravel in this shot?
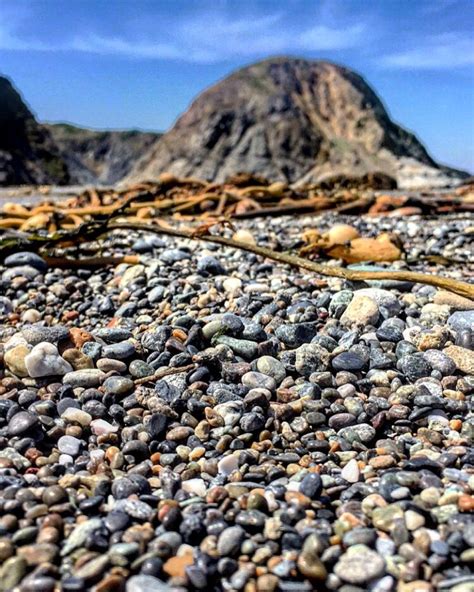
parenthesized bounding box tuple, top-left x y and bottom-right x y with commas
(0, 213, 472, 592)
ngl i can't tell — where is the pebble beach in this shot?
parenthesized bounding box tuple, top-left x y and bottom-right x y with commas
(0, 211, 473, 592)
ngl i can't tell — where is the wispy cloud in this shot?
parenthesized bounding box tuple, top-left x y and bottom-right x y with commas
(379, 33, 474, 69)
(0, 8, 366, 63)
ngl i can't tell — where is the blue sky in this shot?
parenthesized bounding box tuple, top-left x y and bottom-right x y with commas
(1, 0, 473, 171)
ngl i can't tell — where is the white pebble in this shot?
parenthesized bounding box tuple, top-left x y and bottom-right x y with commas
(223, 277, 242, 295)
(341, 459, 360, 483)
(22, 309, 42, 323)
(58, 435, 81, 456)
(90, 419, 118, 436)
(217, 454, 239, 476)
(181, 478, 207, 497)
(25, 342, 73, 378)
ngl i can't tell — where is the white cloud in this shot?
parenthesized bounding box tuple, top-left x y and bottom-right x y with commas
(380, 33, 474, 69)
(0, 8, 367, 63)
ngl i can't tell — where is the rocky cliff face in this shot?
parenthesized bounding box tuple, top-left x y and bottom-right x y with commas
(46, 124, 161, 185)
(125, 58, 467, 189)
(0, 76, 70, 186)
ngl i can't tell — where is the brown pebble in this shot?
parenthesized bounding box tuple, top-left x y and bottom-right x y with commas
(458, 494, 474, 512)
(163, 552, 194, 577)
(95, 574, 125, 592)
(369, 455, 397, 469)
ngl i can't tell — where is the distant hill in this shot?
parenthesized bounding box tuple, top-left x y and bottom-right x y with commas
(46, 123, 161, 185)
(0, 76, 70, 185)
(125, 57, 468, 189)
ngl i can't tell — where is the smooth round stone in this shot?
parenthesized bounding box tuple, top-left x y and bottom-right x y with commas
(217, 526, 245, 556)
(61, 408, 92, 427)
(217, 454, 239, 476)
(299, 473, 323, 498)
(96, 358, 128, 373)
(8, 411, 39, 436)
(329, 413, 357, 430)
(63, 369, 106, 388)
(4, 345, 30, 377)
(148, 286, 166, 303)
(240, 412, 265, 432)
(82, 341, 102, 361)
(112, 302, 136, 319)
(102, 341, 136, 360)
(241, 371, 276, 391)
(255, 356, 286, 384)
(343, 527, 377, 547)
(94, 328, 133, 343)
(334, 544, 385, 584)
(57, 435, 82, 456)
(376, 320, 404, 342)
(4, 251, 48, 272)
(42, 485, 67, 505)
(103, 376, 135, 396)
(22, 309, 42, 323)
(25, 342, 73, 377)
(129, 359, 154, 378)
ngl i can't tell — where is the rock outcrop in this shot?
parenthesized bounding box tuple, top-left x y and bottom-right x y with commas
(0, 76, 70, 186)
(125, 57, 467, 189)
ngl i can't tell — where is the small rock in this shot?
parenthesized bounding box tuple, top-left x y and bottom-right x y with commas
(4, 344, 30, 377)
(448, 310, 474, 333)
(8, 411, 39, 436)
(443, 345, 474, 374)
(58, 435, 82, 456)
(217, 526, 245, 556)
(334, 544, 385, 584)
(341, 459, 360, 483)
(25, 342, 73, 377)
(341, 295, 379, 326)
(63, 369, 106, 388)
